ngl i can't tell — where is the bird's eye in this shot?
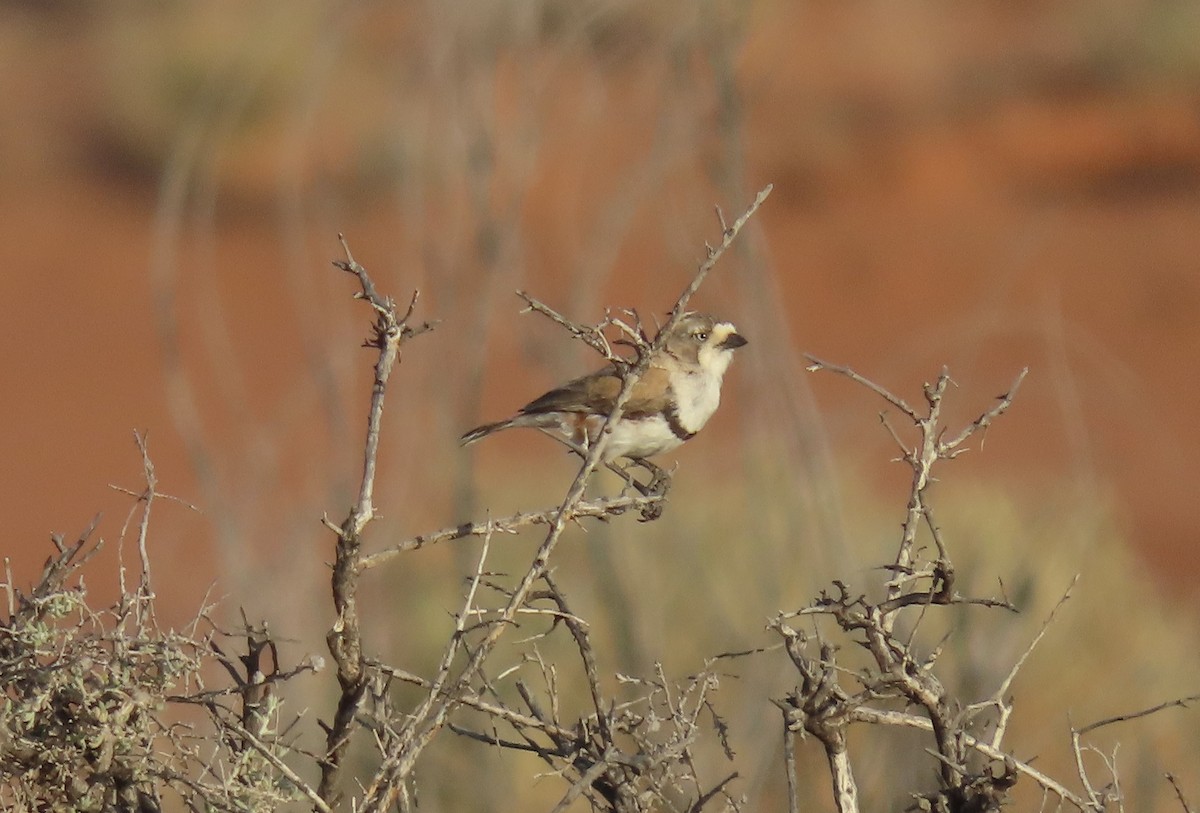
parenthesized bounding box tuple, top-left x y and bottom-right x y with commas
(695, 331, 708, 342)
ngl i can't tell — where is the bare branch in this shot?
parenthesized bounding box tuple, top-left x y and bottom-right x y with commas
(332, 237, 434, 537)
(965, 575, 1079, 749)
(548, 751, 618, 813)
(939, 367, 1029, 454)
(782, 720, 799, 813)
(516, 291, 624, 362)
(804, 355, 921, 421)
(688, 771, 740, 813)
(851, 707, 1089, 810)
(320, 237, 435, 808)
(1168, 773, 1196, 813)
(669, 184, 772, 323)
(359, 493, 665, 570)
(1077, 692, 1200, 738)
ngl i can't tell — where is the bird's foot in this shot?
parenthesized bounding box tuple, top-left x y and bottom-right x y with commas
(618, 458, 672, 521)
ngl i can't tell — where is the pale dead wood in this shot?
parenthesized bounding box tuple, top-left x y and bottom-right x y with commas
(359, 493, 665, 569)
(318, 235, 436, 808)
(771, 364, 1052, 813)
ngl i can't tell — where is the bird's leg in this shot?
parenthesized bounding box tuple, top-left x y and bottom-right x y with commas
(604, 460, 643, 493)
(606, 458, 670, 495)
(611, 457, 670, 521)
(631, 458, 672, 498)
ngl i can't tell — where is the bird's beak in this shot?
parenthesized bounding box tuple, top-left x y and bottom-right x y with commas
(719, 332, 748, 350)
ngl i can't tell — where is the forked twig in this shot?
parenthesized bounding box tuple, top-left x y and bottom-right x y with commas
(964, 575, 1079, 749)
(320, 236, 435, 807)
(939, 367, 1029, 455)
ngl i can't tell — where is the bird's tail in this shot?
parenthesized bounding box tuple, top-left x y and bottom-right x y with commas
(459, 418, 516, 447)
(460, 413, 574, 447)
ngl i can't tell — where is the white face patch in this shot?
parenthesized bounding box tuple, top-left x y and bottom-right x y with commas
(670, 322, 740, 433)
(695, 323, 739, 380)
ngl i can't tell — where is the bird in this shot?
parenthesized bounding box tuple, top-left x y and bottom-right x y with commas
(460, 312, 747, 463)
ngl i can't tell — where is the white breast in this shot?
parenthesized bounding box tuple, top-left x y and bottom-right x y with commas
(671, 367, 723, 433)
(588, 342, 736, 461)
(604, 415, 686, 461)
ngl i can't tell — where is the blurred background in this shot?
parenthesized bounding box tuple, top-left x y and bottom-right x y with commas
(1, 1, 1198, 810)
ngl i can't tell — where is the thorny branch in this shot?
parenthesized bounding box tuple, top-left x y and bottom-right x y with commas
(318, 235, 436, 808)
(109, 430, 200, 608)
(1076, 692, 1200, 738)
(359, 493, 666, 570)
(771, 360, 1195, 812)
(804, 360, 1028, 610)
(674, 184, 772, 323)
(515, 183, 772, 371)
(432, 572, 742, 813)
(1068, 692, 1200, 811)
(963, 576, 1079, 750)
(771, 365, 1042, 813)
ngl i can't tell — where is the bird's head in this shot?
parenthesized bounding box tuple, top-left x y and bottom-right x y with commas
(661, 312, 747, 377)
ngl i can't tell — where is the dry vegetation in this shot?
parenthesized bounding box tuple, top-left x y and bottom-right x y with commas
(4, 3, 1200, 812)
(4, 191, 1199, 812)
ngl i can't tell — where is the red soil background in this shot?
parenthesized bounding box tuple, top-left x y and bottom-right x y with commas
(1, 2, 1197, 608)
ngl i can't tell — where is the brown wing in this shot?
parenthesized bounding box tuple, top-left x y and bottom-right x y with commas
(520, 365, 671, 418)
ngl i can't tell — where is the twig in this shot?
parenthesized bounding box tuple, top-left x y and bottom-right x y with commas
(669, 184, 772, 323)
(549, 751, 618, 813)
(520, 183, 771, 369)
(939, 367, 1029, 454)
(850, 706, 1089, 809)
(168, 654, 323, 704)
(420, 522, 496, 715)
(333, 236, 428, 538)
(359, 493, 665, 570)
(2, 557, 14, 619)
(516, 292, 621, 361)
(27, 515, 104, 620)
(320, 236, 434, 808)
(965, 575, 1078, 749)
(1076, 692, 1200, 737)
(132, 431, 156, 593)
(225, 719, 332, 813)
(1167, 773, 1196, 813)
(110, 431, 174, 602)
(374, 662, 577, 742)
(804, 355, 921, 421)
(689, 771, 739, 813)
(782, 721, 799, 813)
(540, 572, 612, 744)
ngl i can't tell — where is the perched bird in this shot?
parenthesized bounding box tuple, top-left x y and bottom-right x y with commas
(461, 313, 747, 462)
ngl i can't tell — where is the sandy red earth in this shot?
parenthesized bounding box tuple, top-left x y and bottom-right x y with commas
(1, 5, 1197, 609)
